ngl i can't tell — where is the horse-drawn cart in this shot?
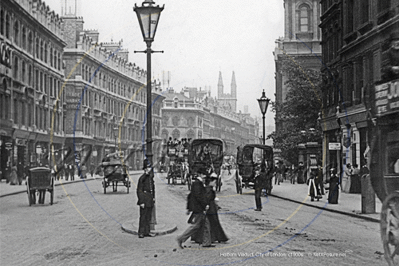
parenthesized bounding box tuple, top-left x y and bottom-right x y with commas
(100, 153, 130, 194)
(26, 167, 54, 206)
(188, 138, 225, 191)
(235, 144, 274, 195)
(369, 78, 399, 266)
(166, 145, 189, 185)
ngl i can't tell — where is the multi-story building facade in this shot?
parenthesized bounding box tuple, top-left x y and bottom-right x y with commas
(61, 14, 164, 171)
(0, 0, 66, 180)
(319, 0, 399, 175)
(274, 0, 322, 134)
(161, 83, 259, 157)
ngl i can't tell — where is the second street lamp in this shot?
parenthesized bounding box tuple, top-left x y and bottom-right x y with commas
(257, 90, 270, 145)
(134, 0, 164, 232)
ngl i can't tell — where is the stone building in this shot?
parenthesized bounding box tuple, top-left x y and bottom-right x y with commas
(61, 13, 164, 171)
(0, 0, 66, 180)
(274, 0, 322, 134)
(319, 0, 399, 176)
(161, 83, 259, 158)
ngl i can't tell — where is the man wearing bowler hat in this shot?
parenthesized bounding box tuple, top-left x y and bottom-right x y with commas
(137, 159, 155, 238)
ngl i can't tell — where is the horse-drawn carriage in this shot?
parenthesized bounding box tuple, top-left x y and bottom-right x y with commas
(235, 144, 274, 195)
(26, 167, 54, 205)
(100, 152, 130, 194)
(166, 142, 189, 185)
(369, 78, 399, 266)
(187, 138, 225, 191)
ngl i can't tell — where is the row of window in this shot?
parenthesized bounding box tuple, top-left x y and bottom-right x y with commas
(323, 50, 382, 108)
(1, 8, 62, 71)
(80, 62, 147, 104)
(12, 56, 63, 100)
(0, 92, 62, 133)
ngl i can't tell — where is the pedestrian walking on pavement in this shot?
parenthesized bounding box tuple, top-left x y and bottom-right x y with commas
(307, 167, 319, 201)
(136, 159, 155, 238)
(342, 163, 352, 193)
(9, 166, 18, 185)
(328, 168, 340, 204)
(177, 172, 209, 249)
(350, 164, 361, 193)
(297, 162, 305, 184)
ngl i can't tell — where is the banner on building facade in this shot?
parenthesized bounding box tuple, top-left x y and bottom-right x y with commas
(375, 79, 399, 116)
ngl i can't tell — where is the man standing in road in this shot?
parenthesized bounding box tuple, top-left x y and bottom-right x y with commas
(177, 172, 209, 249)
(254, 165, 265, 211)
(137, 159, 155, 238)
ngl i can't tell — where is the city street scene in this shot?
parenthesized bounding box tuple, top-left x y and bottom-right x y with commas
(0, 0, 398, 266)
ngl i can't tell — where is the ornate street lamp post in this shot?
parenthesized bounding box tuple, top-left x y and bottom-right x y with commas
(257, 90, 270, 145)
(134, 0, 164, 231)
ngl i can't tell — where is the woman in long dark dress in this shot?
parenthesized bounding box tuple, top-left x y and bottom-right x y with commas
(328, 168, 340, 204)
(192, 174, 228, 246)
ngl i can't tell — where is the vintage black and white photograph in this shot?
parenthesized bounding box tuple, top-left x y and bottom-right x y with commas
(1, 0, 398, 265)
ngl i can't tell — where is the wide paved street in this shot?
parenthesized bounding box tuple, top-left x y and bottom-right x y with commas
(0, 171, 386, 266)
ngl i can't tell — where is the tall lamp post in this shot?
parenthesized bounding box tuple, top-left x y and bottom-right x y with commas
(257, 90, 270, 145)
(134, 0, 164, 169)
(134, 0, 164, 231)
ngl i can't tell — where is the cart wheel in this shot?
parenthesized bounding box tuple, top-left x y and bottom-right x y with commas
(216, 176, 222, 192)
(187, 175, 192, 191)
(103, 179, 107, 194)
(126, 181, 130, 194)
(50, 176, 54, 205)
(235, 172, 242, 194)
(381, 191, 399, 266)
(181, 170, 186, 185)
(26, 177, 32, 206)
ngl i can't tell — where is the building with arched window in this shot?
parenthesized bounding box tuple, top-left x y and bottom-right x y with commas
(0, 0, 66, 181)
(274, 0, 322, 134)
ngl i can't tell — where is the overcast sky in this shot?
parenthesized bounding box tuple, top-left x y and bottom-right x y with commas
(51, 0, 284, 127)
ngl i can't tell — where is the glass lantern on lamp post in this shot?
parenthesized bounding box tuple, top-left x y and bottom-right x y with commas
(257, 90, 270, 145)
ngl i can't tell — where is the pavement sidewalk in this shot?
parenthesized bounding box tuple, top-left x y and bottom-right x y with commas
(269, 179, 381, 223)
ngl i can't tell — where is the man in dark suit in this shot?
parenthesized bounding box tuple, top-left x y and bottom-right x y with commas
(177, 172, 209, 249)
(254, 165, 266, 211)
(137, 159, 155, 238)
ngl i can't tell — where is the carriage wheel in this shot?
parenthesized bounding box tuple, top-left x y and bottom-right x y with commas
(26, 177, 32, 206)
(235, 172, 242, 194)
(216, 176, 222, 192)
(50, 177, 54, 205)
(187, 175, 192, 191)
(381, 191, 399, 266)
(103, 179, 107, 194)
(126, 176, 130, 194)
(181, 170, 186, 185)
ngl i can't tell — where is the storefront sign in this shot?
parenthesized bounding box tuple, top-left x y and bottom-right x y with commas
(15, 138, 27, 146)
(329, 142, 341, 150)
(375, 79, 399, 116)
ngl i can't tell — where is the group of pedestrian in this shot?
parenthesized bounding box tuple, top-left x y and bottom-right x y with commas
(342, 163, 361, 193)
(175, 168, 228, 248)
